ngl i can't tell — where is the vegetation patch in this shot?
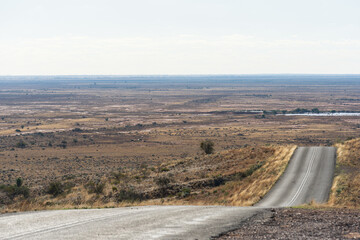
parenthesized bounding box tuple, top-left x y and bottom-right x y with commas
(328, 138, 360, 208)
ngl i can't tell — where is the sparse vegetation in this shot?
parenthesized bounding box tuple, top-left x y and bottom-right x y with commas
(115, 189, 144, 202)
(16, 140, 27, 148)
(47, 181, 64, 197)
(1, 78, 360, 213)
(329, 138, 360, 208)
(0, 179, 30, 201)
(155, 176, 171, 197)
(86, 181, 105, 194)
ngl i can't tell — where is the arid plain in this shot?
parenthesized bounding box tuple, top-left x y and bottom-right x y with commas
(0, 75, 359, 211)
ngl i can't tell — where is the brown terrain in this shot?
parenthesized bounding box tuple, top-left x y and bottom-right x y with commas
(0, 76, 359, 238)
(217, 208, 360, 239)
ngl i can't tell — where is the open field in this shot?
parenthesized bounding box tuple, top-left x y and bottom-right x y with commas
(1, 75, 360, 211)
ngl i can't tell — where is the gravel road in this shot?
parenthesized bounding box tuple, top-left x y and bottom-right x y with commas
(0, 147, 337, 239)
(0, 206, 265, 240)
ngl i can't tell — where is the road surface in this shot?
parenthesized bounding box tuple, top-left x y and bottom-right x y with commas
(256, 147, 336, 207)
(0, 147, 336, 239)
(0, 206, 265, 240)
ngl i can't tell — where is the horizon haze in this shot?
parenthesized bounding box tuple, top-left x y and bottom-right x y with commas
(1, 0, 359, 75)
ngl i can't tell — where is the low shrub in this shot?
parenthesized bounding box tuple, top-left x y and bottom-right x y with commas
(16, 140, 27, 148)
(155, 176, 172, 197)
(212, 176, 225, 186)
(233, 161, 265, 180)
(86, 181, 105, 194)
(178, 188, 191, 198)
(200, 140, 214, 154)
(16, 177, 23, 187)
(47, 181, 64, 197)
(115, 188, 144, 202)
(0, 180, 30, 200)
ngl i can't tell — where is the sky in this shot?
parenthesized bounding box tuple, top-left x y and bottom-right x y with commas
(0, 0, 359, 75)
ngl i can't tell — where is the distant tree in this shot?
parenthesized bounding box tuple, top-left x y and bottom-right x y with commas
(60, 140, 67, 149)
(311, 108, 320, 113)
(16, 178, 23, 187)
(292, 108, 310, 114)
(16, 140, 26, 148)
(200, 140, 214, 154)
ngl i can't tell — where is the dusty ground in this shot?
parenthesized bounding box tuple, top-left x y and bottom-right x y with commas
(1, 76, 360, 211)
(1, 79, 360, 188)
(217, 208, 360, 239)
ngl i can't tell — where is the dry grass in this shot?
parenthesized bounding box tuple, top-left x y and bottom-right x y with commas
(2, 79, 360, 212)
(328, 138, 360, 208)
(173, 145, 296, 206)
(1, 145, 297, 213)
(228, 145, 296, 206)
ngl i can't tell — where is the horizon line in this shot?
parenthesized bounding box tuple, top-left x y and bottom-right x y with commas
(1, 73, 360, 77)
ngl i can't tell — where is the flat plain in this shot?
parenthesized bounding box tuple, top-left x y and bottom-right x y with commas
(0, 75, 360, 210)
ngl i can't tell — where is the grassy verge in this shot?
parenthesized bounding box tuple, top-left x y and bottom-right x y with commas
(173, 145, 296, 206)
(328, 138, 360, 208)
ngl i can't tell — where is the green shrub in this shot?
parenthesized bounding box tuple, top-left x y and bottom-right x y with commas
(200, 140, 214, 154)
(0, 182, 29, 199)
(59, 140, 67, 149)
(212, 176, 225, 186)
(233, 161, 265, 180)
(115, 189, 143, 202)
(47, 181, 64, 197)
(16, 140, 26, 148)
(155, 176, 170, 188)
(178, 188, 191, 198)
(155, 176, 171, 197)
(86, 181, 105, 194)
(16, 178, 23, 187)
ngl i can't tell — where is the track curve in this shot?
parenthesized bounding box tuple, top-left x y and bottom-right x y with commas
(256, 146, 336, 207)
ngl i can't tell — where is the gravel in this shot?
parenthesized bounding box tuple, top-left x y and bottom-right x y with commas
(216, 208, 360, 240)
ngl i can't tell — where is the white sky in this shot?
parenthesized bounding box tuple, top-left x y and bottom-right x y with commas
(0, 0, 359, 75)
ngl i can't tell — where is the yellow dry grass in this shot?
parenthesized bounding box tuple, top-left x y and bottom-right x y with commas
(174, 145, 296, 206)
(0, 118, 98, 136)
(227, 145, 296, 206)
(328, 138, 360, 208)
(1, 145, 297, 213)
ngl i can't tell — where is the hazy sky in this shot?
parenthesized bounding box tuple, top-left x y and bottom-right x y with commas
(1, 0, 359, 75)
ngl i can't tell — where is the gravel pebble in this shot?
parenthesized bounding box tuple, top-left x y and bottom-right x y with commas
(216, 208, 360, 239)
